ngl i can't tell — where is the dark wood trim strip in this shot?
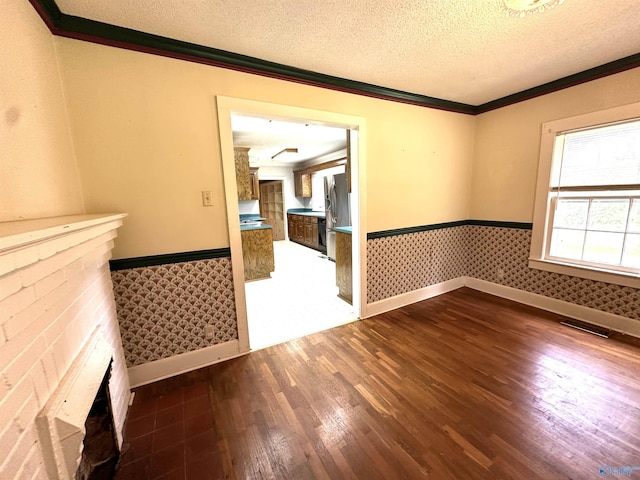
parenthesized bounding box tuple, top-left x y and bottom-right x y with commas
(28, 0, 62, 31)
(466, 220, 533, 230)
(31, 1, 476, 115)
(29, 1, 640, 116)
(367, 220, 532, 240)
(367, 221, 468, 240)
(475, 52, 640, 113)
(109, 248, 231, 271)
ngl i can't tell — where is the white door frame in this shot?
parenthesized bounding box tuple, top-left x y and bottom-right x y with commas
(216, 96, 367, 353)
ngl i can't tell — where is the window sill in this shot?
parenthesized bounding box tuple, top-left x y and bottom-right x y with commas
(528, 258, 640, 289)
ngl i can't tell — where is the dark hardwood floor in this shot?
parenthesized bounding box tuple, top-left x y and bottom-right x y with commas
(116, 288, 640, 479)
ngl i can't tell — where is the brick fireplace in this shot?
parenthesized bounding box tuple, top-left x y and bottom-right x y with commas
(0, 214, 130, 479)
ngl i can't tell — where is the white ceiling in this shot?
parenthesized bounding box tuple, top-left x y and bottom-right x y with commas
(52, 0, 640, 165)
(231, 116, 347, 167)
(56, 0, 640, 106)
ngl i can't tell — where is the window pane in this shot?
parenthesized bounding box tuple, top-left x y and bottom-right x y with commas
(587, 199, 629, 232)
(629, 200, 640, 233)
(583, 231, 624, 265)
(622, 234, 640, 268)
(553, 199, 588, 229)
(550, 229, 585, 260)
(557, 120, 640, 187)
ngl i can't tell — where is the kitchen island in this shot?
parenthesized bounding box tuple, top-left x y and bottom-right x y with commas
(240, 223, 274, 281)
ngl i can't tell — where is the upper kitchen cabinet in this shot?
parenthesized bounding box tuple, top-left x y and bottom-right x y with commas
(294, 169, 312, 198)
(234, 147, 259, 200)
(249, 167, 259, 200)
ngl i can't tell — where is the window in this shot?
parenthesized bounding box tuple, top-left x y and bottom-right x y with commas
(530, 102, 640, 288)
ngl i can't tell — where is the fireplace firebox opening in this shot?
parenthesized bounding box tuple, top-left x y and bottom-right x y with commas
(75, 361, 119, 480)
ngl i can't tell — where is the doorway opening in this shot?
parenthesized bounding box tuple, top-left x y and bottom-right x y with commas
(216, 97, 366, 352)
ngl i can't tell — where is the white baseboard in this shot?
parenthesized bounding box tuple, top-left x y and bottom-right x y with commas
(363, 277, 465, 318)
(128, 278, 638, 388)
(464, 277, 640, 339)
(127, 340, 247, 388)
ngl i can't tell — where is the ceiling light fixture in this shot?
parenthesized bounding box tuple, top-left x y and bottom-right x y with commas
(502, 0, 565, 17)
(271, 148, 299, 161)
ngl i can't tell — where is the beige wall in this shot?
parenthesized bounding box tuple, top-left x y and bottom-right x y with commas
(56, 39, 475, 259)
(7, 2, 639, 251)
(471, 67, 640, 222)
(0, 0, 84, 222)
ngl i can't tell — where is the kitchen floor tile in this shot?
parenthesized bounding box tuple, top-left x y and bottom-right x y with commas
(245, 240, 357, 351)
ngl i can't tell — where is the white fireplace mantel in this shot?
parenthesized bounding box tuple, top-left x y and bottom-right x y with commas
(0, 213, 126, 254)
(0, 213, 131, 480)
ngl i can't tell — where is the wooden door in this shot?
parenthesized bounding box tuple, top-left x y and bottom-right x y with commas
(259, 180, 285, 241)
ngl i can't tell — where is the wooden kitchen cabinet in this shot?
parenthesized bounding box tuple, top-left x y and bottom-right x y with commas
(294, 170, 312, 198)
(287, 213, 320, 250)
(249, 167, 259, 200)
(295, 221, 305, 242)
(304, 216, 318, 246)
(335, 230, 352, 304)
(287, 216, 297, 241)
(287, 214, 303, 243)
(234, 147, 259, 200)
(241, 227, 274, 281)
(234, 147, 251, 200)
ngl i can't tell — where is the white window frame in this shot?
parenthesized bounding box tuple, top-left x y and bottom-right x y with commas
(529, 101, 640, 289)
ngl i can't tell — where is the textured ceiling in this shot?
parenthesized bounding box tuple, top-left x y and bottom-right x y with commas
(51, 0, 640, 165)
(55, 0, 640, 106)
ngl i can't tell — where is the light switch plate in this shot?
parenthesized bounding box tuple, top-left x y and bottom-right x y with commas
(201, 191, 213, 206)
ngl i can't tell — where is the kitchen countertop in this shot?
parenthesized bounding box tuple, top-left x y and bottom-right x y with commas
(334, 226, 352, 234)
(287, 209, 326, 219)
(240, 224, 272, 231)
(239, 214, 266, 221)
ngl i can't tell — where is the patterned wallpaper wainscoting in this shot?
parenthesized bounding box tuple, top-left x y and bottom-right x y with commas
(111, 258, 237, 367)
(468, 226, 640, 320)
(367, 226, 469, 303)
(368, 223, 639, 321)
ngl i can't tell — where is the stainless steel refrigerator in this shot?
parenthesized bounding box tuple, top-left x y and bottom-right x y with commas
(324, 173, 351, 261)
